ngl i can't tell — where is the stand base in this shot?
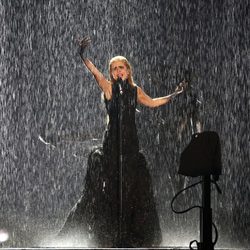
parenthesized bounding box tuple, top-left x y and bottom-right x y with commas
(197, 242, 214, 250)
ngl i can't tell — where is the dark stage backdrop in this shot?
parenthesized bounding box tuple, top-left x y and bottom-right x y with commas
(0, 0, 249, 248)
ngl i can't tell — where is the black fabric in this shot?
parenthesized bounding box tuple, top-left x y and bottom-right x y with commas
(59, 79, 161, 247)
(178, 131, 222, 177)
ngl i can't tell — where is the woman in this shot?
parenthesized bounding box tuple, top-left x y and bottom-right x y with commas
(59, 37, 183, 247)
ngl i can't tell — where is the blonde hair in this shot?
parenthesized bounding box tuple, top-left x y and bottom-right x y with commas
(109, 56, 136, 87)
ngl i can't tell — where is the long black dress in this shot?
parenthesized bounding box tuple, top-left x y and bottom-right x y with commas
(59, 79, 162, 247)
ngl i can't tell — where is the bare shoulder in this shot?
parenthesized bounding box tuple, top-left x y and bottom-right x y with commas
(106, 80, 112, 91)
(136, 85, 143, 96)
(135, 85, 145, 104)
(133, 84, 140, 91)
(99, 78, 111, 91)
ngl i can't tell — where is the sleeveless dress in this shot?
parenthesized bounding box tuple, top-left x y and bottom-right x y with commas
(59, 79, 162, 247)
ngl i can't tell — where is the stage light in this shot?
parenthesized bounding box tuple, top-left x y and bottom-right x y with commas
(0, 229, 9, 243)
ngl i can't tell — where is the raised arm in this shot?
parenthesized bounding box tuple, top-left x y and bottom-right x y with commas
(78, 37, 111, 99)
(137, 85, 183, 108)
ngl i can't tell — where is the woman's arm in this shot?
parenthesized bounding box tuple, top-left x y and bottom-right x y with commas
(78, 37, 111, 99)
(137, 86, 183, 108)
(81, 58, 111, 99)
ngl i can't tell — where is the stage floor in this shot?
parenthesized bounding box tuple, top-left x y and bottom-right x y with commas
(0, 248, 249, 250)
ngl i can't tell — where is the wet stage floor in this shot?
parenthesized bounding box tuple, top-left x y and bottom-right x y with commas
(0, 248, 249, 250)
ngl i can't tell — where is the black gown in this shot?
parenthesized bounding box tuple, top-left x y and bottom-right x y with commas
(59, 79, 162, 247)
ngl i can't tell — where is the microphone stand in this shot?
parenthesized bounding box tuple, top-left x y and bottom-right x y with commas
(199, 176, 214, 250)
(186, 80, 214, 250)
(117, 78, 124, 247)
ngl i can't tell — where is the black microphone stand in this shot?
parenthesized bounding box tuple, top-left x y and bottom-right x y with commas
(186, 80, 214, 250)
(199, 175, 214, 250)
(117, 78, 124, 247)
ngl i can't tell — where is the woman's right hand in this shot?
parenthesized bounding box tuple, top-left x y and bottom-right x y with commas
(77, 36, 91, 60)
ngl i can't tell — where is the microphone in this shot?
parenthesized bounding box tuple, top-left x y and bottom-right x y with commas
(118, 77, 123, 95)
(118, 83, 123, 95)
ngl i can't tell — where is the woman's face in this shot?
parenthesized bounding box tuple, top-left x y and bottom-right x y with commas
(110, 61, 130, 81)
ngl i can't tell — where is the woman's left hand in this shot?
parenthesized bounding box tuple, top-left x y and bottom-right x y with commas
(77, 36, 91, 59)
(174, 86, 184, 95)
(175, 80, 188, 95)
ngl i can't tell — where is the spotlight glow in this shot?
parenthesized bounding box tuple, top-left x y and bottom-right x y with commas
(0, 229, 9, 243)
(38, 233, 93, 248)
